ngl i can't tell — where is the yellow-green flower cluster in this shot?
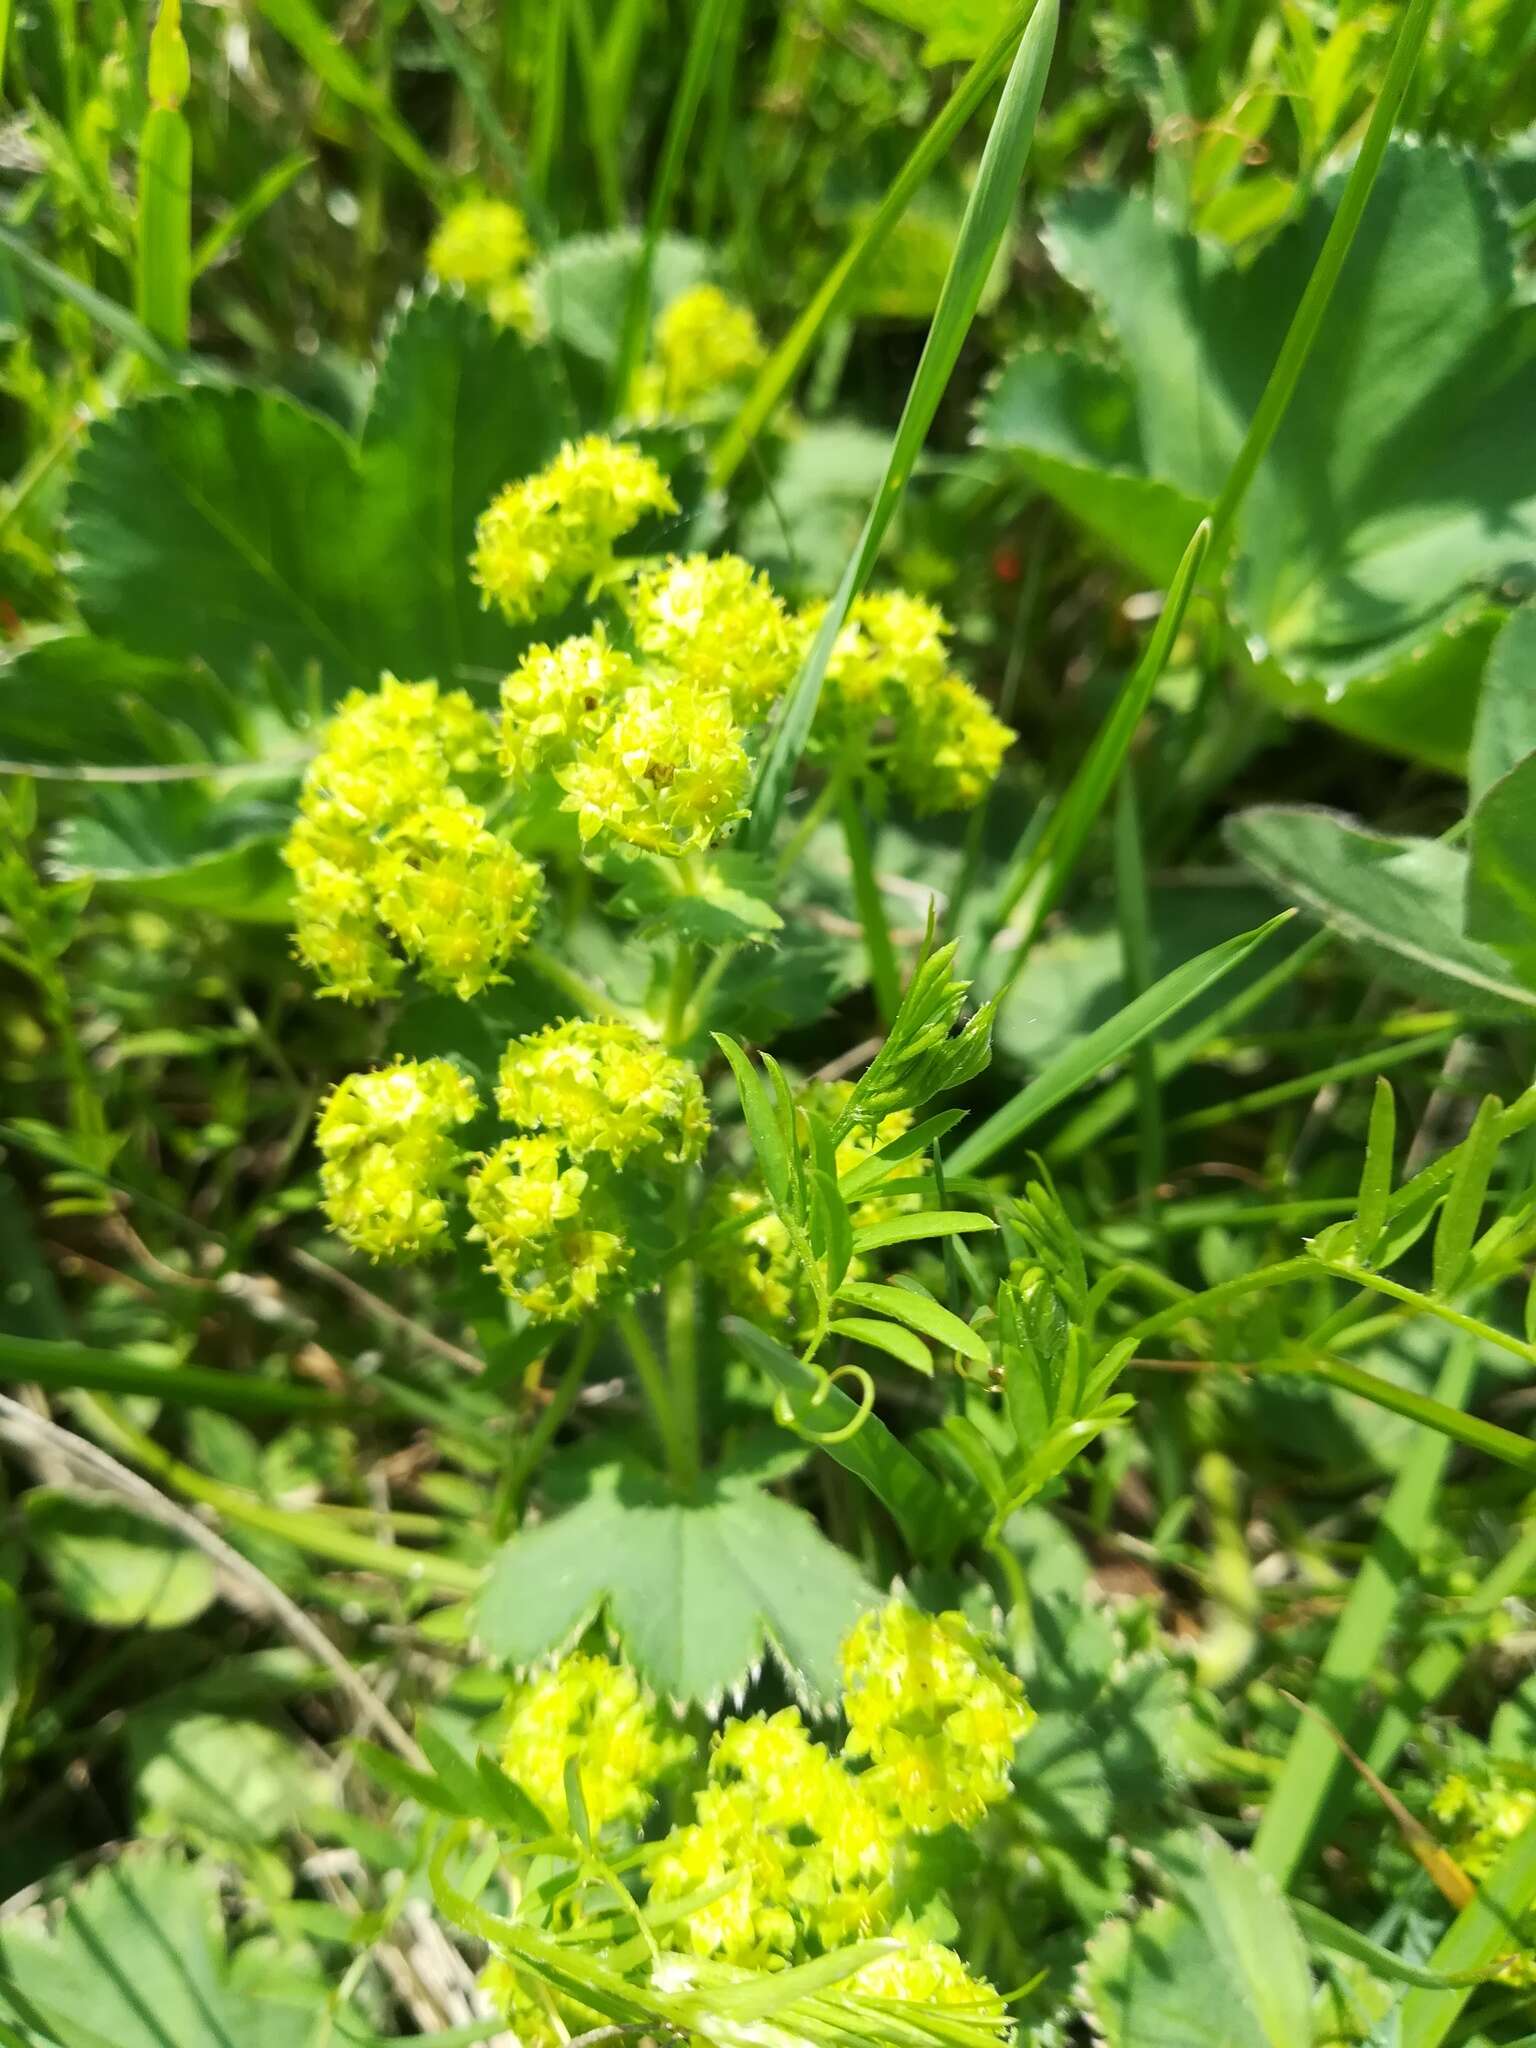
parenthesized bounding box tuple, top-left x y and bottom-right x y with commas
(285, 676, 541, 1002)
(427, 196, 536, 334)
(500, 1650, 688, 1831)
(817, 590, 1015, 814)
(496, 1019, 708, 1166)
(473, 436, 677, 623)
(841, 1604, 1033, 1831)
(850, 1937, 1010, 2029)
(466, 1134, 627, 1322)
(498, 629, 642, 784)
(635, 284, 765, 416)
(499, 630, 751, 857)
(483, 1608, 1021, 2034)
(624, 554, 802, 723)
(315, 1058, 478, 1261)
(560, 676, 749, 855)
(650, 1706, 897, 1965)
(1433, 1768, 1536, 1881)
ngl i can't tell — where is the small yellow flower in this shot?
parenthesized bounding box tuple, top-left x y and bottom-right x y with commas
(812, 589, 1015, 813)
(496, 1019, 708, 1167)
(649, 284, 765, 413)
(652, 1706, 896, 1966)
(624, 553, 802, 722)
(557, 678, 749, 856)
(851, 1939, 1009, 2032)
(1433, 1769, 1536, 1881)
(428, 197, 533, 291)
(841, 1604, 1032, 1831)
(499, 628, 642, 785)
(373, 795, 543, 1000)
(466, 1134, 627, 1320)
(500, 1651, 688, 1831)
(472, 437, 677, 623)
(315, 1059, 478, 1261)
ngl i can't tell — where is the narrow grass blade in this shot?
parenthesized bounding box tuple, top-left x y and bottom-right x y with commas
(611, 0, 734, 408)
(1252, 1336, 1477, 1888)
(1398, 1815, 1536, 2048)
(713, 0, 1042, 485)
(1047, 926, 1333, 1163)
(950, 913, 1291, 1175)
(416, 0, 524, 190)
(968, 517, 1210, 985)
(1292, 1903, 1498, 1990)
(253, 0, 438, 188)
(838, 782, 901, 1025)
(0, 224, 179, 370)
(1432, 1092, 1502, 1296)
(1113, 762, 1163, 1206)
(0, 1334, 349, 1417)
(1355, 1076, 1397, 1263)
(136, 16, 192, 351)
(1300, 1348, 1536, 1479)
(192, 152, 312, 277)
(1206, 0, 1439, 554)
(745, 0, 1059, 851)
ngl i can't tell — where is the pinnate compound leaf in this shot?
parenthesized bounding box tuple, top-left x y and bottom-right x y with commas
(1082, 1832, 1313, 2048)
(477, 1464, 878, 1706)
(0, 1852, 312, 2048)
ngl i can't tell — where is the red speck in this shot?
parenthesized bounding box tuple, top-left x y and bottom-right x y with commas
(992, 544, 1021, 584)
(0, 600, 20, 639)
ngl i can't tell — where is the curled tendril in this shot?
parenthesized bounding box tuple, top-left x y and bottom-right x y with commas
(772, 1361, 876, 1446)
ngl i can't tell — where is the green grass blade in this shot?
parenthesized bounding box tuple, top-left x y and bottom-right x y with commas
(191, 151, 313, 278)
(416, 0, 525, 190)
(712, 0, 1042, 486)
(1398, 1815, 1536, 2048)
(1299, 1348, 1536, 1479)
(1113, 763, 1163, 1207)
(1432, 1092, 1503, 1296)
(0, 1334, 350, 1417)
(1206, 0, 1439, 555)
(1355, 1076, 1397, 1263)
(969, 517, 1210, 986)
(838, 782, 901, 1025)
(611, 0, 734, 409)
(1252, 1335, 1477, 1888)
(745, 0, 1059, 852)
(0, 224, 179, 371)
(136, 109, 192, 350)
(1291, 1903, 1498, 1991)
(950, 913, 1291, 1176)
(135, 4, 192, 351)
(253, 0, 438, 189)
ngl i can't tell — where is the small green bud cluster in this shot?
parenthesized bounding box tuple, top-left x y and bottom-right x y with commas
(315, 1058, 478, 1261)
(468, 1020, 708, 1320)
(484, 1604, 1026, 2037)
(427, 196, 536, 334)
(473, 435, 677, 623)
(632, 283, 766, 417)
(819, 590, 1015, 814)
(285, 677, 541, 1002)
